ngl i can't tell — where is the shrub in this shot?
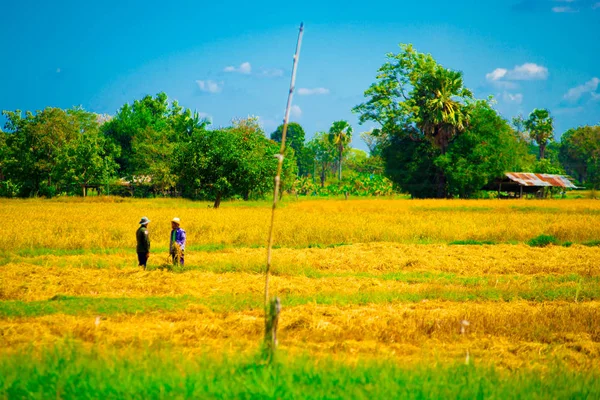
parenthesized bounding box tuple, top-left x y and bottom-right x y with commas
(527, 234, 560, 247)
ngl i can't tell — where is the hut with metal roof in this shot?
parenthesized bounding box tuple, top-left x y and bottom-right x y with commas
(488, 173, 578, 198)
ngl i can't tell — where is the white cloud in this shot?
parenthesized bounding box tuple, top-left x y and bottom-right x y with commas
(195, 80, 223, 93)
(289, 105, 302, 118)
(552, 6, 577, 12)
(224, 62, 252, 74)
(260, 68, 284, 77)
(502, 92, 523, 104)
(239, 62, 252, 74)
(297, 87, 330, 95)
(554, 106, 585, 116)
(223, 63, 284, 78)
(594, 2, 600, 9)
(491, 80, 519, 90)
(485, 68, 507, 81)
(485, 63, 548, 87)
(223, 63, 285, 78)
(552, 0, 580, 12)
(563, 77, 600, 101)
(508, 63, 549, 80)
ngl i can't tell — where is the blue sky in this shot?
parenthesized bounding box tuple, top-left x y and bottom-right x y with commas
(1, 0, 599, 151)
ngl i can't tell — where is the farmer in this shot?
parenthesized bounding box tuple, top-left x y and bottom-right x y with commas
(170, 217, 186, 265)
(136, 217, 151, 269)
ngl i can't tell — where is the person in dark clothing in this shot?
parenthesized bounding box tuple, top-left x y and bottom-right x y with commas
(136, 217, 151, 269)
(170, 217, 186, 266)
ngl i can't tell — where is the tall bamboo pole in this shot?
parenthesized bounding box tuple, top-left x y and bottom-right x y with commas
(264, 23, 304, 308)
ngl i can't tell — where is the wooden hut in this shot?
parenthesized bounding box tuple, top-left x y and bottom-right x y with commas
(488, 173, 578, 198)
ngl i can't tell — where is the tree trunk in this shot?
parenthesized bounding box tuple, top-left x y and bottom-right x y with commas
(539, 142, 546, 159)
(320, 168, 326, 188)
(213, 192, 222, 209)
(338, 147, 343, 181)
(436, 168, 447, 199)
(437, 145, 448, 198)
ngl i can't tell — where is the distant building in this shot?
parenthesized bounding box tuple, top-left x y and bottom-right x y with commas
(487, 173, 579, 198)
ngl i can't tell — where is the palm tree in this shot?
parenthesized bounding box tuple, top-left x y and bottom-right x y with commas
(328, 120, 353, 180)
(524, 108, 553, 160)
(414, 69, 472, 197)
(417, 69, 471, 155)
(352, 44, 474, 198)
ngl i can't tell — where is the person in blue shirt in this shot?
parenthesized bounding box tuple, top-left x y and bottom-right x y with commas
(170, 217, 186, 266)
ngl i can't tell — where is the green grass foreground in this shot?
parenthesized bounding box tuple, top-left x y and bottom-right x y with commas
(0, 345, 597, 399)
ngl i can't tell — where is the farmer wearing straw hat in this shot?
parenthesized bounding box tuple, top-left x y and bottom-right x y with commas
(170, 217, 186, 266)
(136, 217, 151, 269)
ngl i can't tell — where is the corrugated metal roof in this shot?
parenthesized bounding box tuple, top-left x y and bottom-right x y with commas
(505, 173, 551, 187)
(538, 174, 578, 189)
(505, 173, 577, 188)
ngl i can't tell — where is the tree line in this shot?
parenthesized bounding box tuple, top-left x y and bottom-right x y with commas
(0, 93, 388, 206)
(353, 44, 600, 198)
(0, 94, 297, 207)
(1, 44, 599, 202)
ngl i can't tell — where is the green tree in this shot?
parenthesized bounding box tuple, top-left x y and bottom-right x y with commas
(360, 130, 385, 158)
(130, 126, 177, 195)
(102, 93, 167, 177)
(532, 158, 565, 175)
(175, 117, 296, 208)
(373, 100, 532, 198)
(297, 146, 317, 181)
(102, 93, 207, 193)
(169, 102, 208, 141)
(0, 128, 6, 182)
(53, 108, 119, 196)
(0, 128, 18, 197)
(559, 125, 600, 188)
(344, 149, 385, 175)
(270, 122, 307, 174)
(1, 107, 118, 197)
(306, 132, 336, 187)
(353, 44, 473, 197)
(524, 108, 554, 160)
(328, 120, 353, 180)
(511, 114, 529, 143)
(437, 101, 533, 198)
(2, 108, 88, 196)
(379, 134, 439, 198)
(344, 149, 368, 172)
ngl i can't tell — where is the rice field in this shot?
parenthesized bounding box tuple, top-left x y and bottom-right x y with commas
(1, 197, 600, 398)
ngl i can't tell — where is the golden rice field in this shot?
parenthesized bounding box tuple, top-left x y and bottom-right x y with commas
(1, 197, 600, 398)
